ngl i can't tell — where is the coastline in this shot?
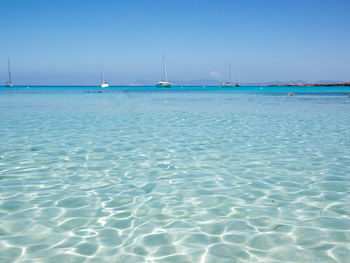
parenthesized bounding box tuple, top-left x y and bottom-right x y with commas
(268, 82, 350, 87)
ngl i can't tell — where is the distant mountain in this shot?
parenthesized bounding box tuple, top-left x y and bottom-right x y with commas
(313, 80, 344, 84)
(245, 80, 346, 86)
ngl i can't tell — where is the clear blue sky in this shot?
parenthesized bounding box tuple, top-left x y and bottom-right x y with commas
(1, 0, 349, 85)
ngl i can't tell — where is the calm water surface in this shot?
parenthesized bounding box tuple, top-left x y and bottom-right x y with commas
(1, 87, 350, 262)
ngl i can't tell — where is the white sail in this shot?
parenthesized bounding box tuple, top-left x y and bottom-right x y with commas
(101, 65, 109, 88)
(156, 54, 171, 88)
(221, 61, 234, 87)
(5, 58, 13, 87)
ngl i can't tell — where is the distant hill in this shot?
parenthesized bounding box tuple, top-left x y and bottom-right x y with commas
(244, 80, 345, 86)
(268, 82, 350, 87)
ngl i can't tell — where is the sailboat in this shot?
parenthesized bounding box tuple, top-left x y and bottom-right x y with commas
(221, 62, 234, 87)
(156, 54, 171, 88)
(100, 65, 109, 88)
(235, 72, 240, 87)
(5, 58, 13, 87)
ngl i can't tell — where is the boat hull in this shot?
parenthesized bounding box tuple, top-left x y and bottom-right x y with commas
(156, 82, 172, 88)
(221, 83, 235, 88)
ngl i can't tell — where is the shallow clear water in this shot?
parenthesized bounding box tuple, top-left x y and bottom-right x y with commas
(1, 87, 350, 262)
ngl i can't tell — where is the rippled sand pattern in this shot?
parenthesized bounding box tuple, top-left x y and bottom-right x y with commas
(1, 91, 350, 262)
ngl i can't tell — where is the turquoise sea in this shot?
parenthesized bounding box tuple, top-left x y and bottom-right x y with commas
(1, 86, 350, 262)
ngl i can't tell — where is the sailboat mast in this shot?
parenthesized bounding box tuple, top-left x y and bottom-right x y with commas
(8, 58, 12, 83)
(163, 54, 168, 82)
(229, 62, 232, 83)
(101, 65, 104, 83)
(237, 72, 239, 85)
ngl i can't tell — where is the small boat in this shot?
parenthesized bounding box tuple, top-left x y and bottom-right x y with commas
(100, 65, 109, 88)
(235, 72, 240, 87)
(5, 58, 13, 87)
(221, 82, 234, 87)
(156, 54, 171, 88)
(221, 62, 234, 87)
